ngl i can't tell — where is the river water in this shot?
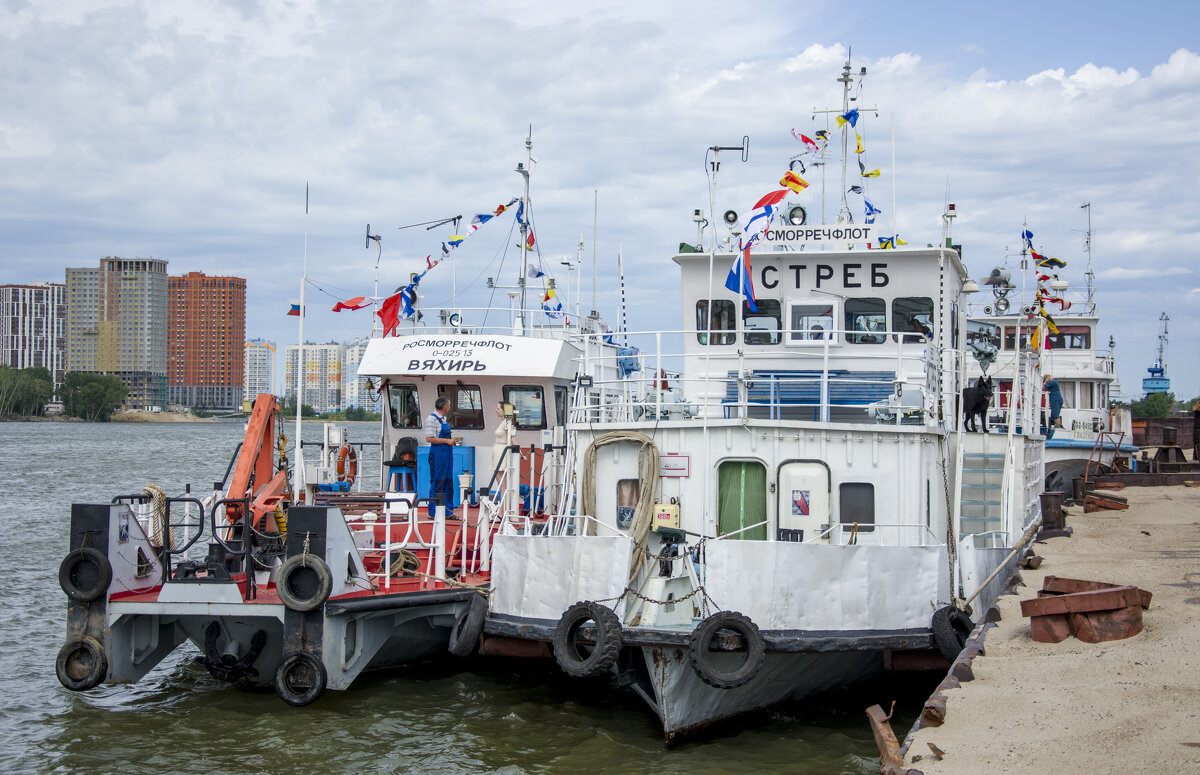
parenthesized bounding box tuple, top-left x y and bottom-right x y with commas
(0, 421, 933, 774)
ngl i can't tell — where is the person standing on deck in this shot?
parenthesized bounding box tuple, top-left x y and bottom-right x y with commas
(424, 397, 458, 514)
(1043, 374, 1064, 437)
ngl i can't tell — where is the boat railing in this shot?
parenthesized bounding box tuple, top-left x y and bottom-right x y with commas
(360, 495, 448, 590)
(571, 326, 934, 426)
(809, 521, 942, 546)
(711, 520, 771, 541)
(209, 497, 256, 599)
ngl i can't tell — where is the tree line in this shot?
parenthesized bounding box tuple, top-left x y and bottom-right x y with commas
(0, 367, 128, 421)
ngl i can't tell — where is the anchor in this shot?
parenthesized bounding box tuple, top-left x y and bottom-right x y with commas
(194, 622, 268, 683)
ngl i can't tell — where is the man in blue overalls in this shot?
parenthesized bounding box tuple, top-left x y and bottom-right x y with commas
(423, 397, 457, 515)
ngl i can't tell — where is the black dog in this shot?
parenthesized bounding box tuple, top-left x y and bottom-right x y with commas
(962, 375, 994, 433)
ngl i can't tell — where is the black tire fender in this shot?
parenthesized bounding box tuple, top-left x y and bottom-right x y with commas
(274, 651, 327, 707)
(59, 548, 112, 603)
(56, 637, 108, 691)
(552, 601, 622, 678)
(448, 594, 487, 657)
(275, 554, 332, 612)
(688, 611, 765, 690)
(931, 605, 975, 662)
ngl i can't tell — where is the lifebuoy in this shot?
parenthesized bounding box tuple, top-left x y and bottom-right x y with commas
(931, 605, 975, 662)
(335, 444, 358, 485)
(275, 554, 333, 612)
(274, 651, 327, 706)
(59, 548, 112, 603)
(553, 601, 622, 678)
(688, 611, 764, 689)
(56, 637, 108, 691)
(448, 594, 488, 657)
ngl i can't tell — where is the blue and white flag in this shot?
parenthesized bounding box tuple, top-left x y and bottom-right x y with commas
(725, 247, 757, 312)
(1021, 229, 1034, 252)
(864, 196, 882, 224)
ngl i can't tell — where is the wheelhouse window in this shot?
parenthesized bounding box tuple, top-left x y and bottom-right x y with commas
(696, 300, 735, 345)
(387, 383, 420, 429)
(1059, 380, 1075, 410)
(437, 383, 484, 429)
(1047, 325, 1091, 350)
(1003, 325, 1037, 350)
(743, 299, 781, 345)
(1078, 381, 1095, 409)
(503, 385, 546, 429)
(787, 302, 836, 345)
(892, 296, 934, 342)
(554, 385, 567, 425)
(717, 460, 768, 540)
(844, 298, 886, 344)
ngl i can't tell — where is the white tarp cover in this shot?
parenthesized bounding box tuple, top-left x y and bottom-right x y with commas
(490, 534, 632, 620)
(358, 334, 578, 379)
(702, 542, 947, 630)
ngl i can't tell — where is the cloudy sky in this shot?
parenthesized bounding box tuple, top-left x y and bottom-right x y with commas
(2, 0, 1198, 400)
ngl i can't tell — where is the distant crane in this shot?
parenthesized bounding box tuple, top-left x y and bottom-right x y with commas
(1141, 312, 1170, 395)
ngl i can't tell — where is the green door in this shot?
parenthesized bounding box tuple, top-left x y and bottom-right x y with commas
(717, 461, 768, 540)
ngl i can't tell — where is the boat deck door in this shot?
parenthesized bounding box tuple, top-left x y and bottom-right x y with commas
(776, 461, 831, 544)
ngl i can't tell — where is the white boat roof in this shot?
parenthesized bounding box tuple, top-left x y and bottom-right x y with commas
(358, 333, 581, 380)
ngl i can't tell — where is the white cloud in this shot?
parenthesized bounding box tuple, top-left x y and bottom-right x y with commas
(1097, 267, 1192, 280)
(0, 2, 1197, 395)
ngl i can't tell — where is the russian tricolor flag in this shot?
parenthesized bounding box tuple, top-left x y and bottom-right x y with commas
(287, 299, 302, 317)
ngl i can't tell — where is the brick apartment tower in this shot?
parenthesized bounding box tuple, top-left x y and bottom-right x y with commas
(167, 272, 246, 410)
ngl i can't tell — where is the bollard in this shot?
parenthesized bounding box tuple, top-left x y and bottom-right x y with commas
(1039, 491, 1065, 531)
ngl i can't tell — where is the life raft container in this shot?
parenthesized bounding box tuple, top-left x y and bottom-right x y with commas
(688, 611, 765, 689)
(335, 444, 358, 485)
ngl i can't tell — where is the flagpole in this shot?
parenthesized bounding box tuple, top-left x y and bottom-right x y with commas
(294, 183, 309, 495)
(890, 112, 898, 250)
(591, 190, 598, 317)
(618, 245, 627, 346)
(517, 131, 533, 332)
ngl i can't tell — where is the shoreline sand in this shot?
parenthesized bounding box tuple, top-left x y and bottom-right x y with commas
(904, 485, 1200, 773)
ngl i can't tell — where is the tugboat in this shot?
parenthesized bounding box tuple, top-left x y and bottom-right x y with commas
(484, 61, 1054, 743)
(55, 136, 628, 705)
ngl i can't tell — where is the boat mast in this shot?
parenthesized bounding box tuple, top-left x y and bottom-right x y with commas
(294, 183, 309, 494)
(1081, 202, 1095, 315)
(516, 131, 533, 331)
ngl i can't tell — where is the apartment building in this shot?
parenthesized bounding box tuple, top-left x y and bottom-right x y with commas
(284, 342, 342, 414)
(0, 282, 66, 388)
(244, 338, 276, 403)
(65, 257, 168, 410)
(166, 272, 246, 410)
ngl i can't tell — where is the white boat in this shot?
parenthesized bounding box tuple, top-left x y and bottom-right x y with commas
(485, 62, 1054, 743)
(54, 136, 627, 705)
(963, 218, 1137, 494)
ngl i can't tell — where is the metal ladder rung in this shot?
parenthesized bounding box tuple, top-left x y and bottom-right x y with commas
(961, 499, 1002, 507)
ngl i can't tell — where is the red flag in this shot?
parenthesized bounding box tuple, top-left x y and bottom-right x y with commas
(525, 231, 536, 250)
(753, 189, 788, 209)
(332, 296, 372, 312)
(376, 292, 402, 337)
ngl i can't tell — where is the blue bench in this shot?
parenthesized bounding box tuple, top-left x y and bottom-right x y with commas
(724, 369, 896, 419)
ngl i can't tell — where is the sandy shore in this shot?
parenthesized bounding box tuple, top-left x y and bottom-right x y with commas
(111, 410, 218, 423)
(905, 485, 1200, 773)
